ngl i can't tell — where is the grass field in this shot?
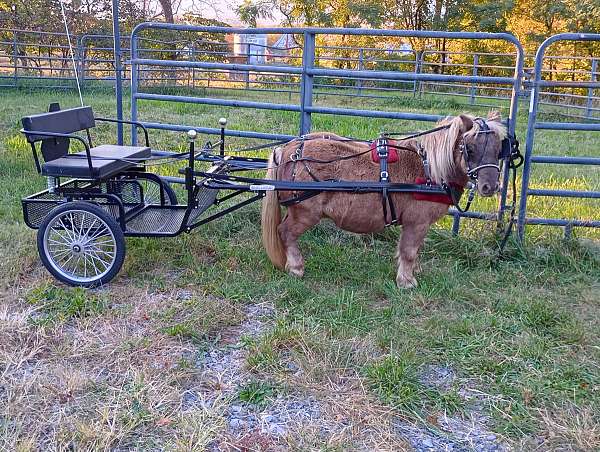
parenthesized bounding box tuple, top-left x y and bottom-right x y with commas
(1, 86, 599, 450)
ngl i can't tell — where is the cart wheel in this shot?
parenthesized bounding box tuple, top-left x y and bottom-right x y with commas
(121, 174, 178, 205)
(37, 201, 126, 287)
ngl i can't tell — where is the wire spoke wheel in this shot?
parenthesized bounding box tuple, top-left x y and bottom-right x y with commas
(38, 202, 125, 287)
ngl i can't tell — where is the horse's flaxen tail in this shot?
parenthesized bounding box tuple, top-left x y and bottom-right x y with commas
(261, 150, 286, 270)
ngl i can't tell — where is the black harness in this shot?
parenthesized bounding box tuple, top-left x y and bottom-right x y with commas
(375, 136, 398, 226)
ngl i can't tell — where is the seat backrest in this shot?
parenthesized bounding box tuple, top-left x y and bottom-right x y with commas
(22, 106, 95, 143)
(22, 106, 95, 163)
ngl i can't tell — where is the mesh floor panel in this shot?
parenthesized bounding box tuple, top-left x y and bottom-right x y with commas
(125, 207, 186, 234)
(24, 180, 148, 229)
(187, 186, 218, 226)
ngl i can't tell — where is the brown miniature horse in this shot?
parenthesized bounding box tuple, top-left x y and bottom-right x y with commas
(261, 112, 507, 288)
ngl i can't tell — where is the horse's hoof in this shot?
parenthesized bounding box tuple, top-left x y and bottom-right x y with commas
(396, 275, 417, 289)
(286, 265, 304, 278)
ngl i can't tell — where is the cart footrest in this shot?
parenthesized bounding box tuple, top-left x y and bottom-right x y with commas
(186, 184, 219, 226)
(125, 206, 187, 235)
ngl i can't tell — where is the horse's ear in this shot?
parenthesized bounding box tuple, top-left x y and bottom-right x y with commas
(487, 110, 502, 122)
(458, 114, 473, 132)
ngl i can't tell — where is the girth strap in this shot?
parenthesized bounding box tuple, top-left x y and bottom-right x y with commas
(376, 137, 398, 226)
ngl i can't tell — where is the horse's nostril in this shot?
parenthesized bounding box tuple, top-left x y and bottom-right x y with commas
(481, 183, 491, 193)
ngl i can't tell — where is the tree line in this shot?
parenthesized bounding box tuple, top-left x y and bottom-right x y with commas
(1, 0, 599, 75)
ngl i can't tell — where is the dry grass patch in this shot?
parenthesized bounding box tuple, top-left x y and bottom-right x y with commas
(535, 404, 600, 451)
(245, 323, 411, 449)
(0, 283, 244, 449)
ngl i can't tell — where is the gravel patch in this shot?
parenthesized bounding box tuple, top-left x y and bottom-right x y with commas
(394, 414, 507, 452)
(419, 364, 456, 391)
(391, 364, 509, 451)
(225, 397, 322, 436)
(184, 305, 508, 450)
(184, 301, 324, 440)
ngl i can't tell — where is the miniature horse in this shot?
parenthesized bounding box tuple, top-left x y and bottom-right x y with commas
(261, 112, 506, 288)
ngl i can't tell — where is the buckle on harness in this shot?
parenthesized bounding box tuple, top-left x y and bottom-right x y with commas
(417, 144, 432, 185)
(376, 138, 388, 157)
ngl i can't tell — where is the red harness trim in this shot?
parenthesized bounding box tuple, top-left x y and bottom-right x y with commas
(412, 177, 463, 205)
(369, 140, 399, 163)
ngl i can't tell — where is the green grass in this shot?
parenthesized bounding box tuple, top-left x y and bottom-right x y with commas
(25, 283, 108, 325)
(0, 86, 599, 448)
(237, 380, 279, 407)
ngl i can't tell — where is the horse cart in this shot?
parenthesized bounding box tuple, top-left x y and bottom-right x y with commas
(20, 105, 520, 287)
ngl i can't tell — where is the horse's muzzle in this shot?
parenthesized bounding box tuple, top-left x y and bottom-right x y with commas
(478, 181, 499, 196)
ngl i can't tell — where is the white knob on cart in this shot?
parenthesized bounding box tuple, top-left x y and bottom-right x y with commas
(219, 117, 227, 127)
(187, 129, 197, 141)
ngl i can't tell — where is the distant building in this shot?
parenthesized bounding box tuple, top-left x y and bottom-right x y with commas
(269, 34, 295, 59)
(386, 42, 413, 55)
(233, 33, 268, 64)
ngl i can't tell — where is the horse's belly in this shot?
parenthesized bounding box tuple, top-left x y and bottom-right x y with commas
(323, 193, 386, 233)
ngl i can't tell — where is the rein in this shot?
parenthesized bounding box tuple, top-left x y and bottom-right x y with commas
(498, 136, 523, 253)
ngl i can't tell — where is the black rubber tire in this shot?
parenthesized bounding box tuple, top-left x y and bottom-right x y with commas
(123, 174, 178, 205)
(37, 201, 126, 288)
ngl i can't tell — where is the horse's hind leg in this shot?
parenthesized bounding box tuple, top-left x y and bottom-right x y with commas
(396, 222, 429, 288)
(278, 206, 320, 277)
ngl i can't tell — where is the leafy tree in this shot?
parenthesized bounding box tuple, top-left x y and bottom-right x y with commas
(236, 0, 274, 27)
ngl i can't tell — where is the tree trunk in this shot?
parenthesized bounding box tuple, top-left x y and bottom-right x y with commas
(158, 0, 175, 23)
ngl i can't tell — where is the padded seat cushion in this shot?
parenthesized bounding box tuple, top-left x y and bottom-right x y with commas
(41, 145, 151, 178)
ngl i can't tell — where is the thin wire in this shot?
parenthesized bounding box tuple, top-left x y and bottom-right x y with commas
(59, 0, 84, 106)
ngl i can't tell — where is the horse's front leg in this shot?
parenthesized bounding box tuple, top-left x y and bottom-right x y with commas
(395, 222, 430, 288)
(278, 206, 321, 277)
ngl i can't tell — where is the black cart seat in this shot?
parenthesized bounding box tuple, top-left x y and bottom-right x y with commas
(41, 144, 150, 178)
(21, 105, 152, 180)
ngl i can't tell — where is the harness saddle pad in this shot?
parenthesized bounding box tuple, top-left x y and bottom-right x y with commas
(412, 177, 463, 205)
(369, 140, 400, 163)
(41, 144, 151, 178)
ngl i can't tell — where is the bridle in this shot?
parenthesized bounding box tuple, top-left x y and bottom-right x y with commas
(459, 117, 501, 185)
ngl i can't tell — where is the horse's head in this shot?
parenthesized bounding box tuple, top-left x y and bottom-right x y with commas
(456, 111, 507, 197)
(423, 112, 507, 196)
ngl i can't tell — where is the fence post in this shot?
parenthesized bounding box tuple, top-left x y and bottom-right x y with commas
(136, 37, 141, 89)
(299, 31, 315, 135)
(13, 30, 18, 88)
(498, 42, 524, 234)
(452, 213, 461, 236)
(112, 0, 124, 146)
(77, 37, 85, 89)
(190, 44, 195, 89)
(586, 58, 597, 119)
(131, 35, 138, 146)
(414, 50, 423, 98)
(470, 54, 478, 105)
(357, 48, 364, 95)
(245, 42, 251, 89)
(517, 60, 541, 241)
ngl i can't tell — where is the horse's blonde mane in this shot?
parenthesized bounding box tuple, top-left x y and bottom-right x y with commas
(421, 112, 507, 183)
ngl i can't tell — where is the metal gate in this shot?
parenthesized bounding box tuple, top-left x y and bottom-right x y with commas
(518, 33, 600, 239)
(130, 23, 525, 231)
